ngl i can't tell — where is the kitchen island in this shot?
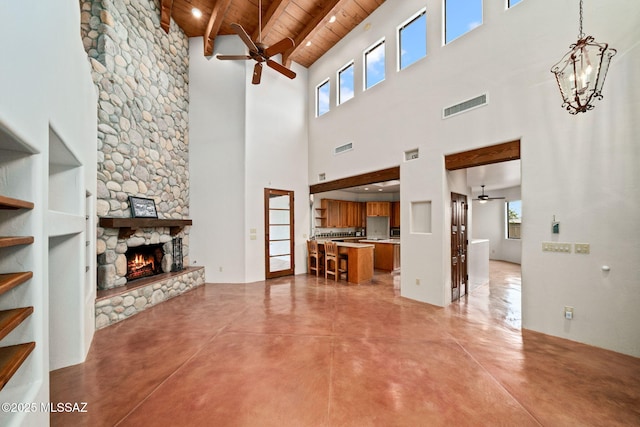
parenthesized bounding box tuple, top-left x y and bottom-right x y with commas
(317, 241, 374, 284)
(359, 239, 401, 272)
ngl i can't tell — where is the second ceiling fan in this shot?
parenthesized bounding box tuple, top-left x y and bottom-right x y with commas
(216, 0, 296, 85)
(473, 185, 505, 203)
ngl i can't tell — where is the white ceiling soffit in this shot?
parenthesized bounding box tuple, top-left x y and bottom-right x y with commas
(466, 159, 521, 192)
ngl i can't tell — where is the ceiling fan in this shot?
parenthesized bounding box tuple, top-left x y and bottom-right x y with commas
(473, 185, 505, 203)
(216, 0, 296, 85)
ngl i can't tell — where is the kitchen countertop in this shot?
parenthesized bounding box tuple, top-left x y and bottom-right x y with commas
(317, 241, 374, 248)
(359, 239, 401, 245)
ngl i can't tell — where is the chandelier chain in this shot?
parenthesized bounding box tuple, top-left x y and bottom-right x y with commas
(578, 0, 584, 39)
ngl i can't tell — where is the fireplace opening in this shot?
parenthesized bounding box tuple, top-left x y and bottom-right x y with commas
(126, 244, 164, 281)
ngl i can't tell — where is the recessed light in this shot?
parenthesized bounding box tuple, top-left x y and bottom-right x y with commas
(378, 189, 383, 191)
(192, 8, 202, 18)
(306, 41, 312, 47)
(364, 187, 369, 191)
(329, 15, 336, 23)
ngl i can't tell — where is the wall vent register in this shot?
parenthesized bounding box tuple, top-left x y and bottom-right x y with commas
(443, 93, 488, 118)
(334, 142, 353, 155)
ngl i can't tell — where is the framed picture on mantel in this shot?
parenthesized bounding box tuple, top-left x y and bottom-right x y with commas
(128, 196, 158, 218)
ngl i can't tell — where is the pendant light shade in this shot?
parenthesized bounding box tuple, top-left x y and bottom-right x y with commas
(550, 0, 616, 114)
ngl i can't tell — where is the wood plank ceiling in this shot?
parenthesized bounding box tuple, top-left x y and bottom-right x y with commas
(161, 0, 385, 68)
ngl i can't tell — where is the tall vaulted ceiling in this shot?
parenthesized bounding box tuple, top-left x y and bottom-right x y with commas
(160, 0, 385, 67)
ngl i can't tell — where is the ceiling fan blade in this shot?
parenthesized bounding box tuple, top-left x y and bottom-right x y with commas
(252, 63, 263, 85)
(265, 37, 294, 58)
(216, 55, 252, 60)
(266, 59, 296, 79)
(230, 23, 258, 53)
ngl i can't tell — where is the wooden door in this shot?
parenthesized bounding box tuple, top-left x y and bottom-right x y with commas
(451, 193, 468, 301)
(265, 188, 294, 279)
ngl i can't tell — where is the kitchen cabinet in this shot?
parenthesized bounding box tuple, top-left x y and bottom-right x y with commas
(366, 201, 390, 217)
(372, 241, 401, 271)
(359, 202, 367, 227)
(319, 199, 364, 228)
(390, 201, 400, 227)
(327, 199, 341, 227)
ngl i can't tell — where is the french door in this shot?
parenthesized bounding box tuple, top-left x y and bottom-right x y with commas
(264, 188, 295, 279)
(451, 192, 468, 301)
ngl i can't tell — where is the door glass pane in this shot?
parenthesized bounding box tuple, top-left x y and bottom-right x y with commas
(270, 195, 289, 209)
(270, 210, 290, 225)
(270, 225, 290, 240)
(270, 240, 291, 256)
(270, 255, 291, 271)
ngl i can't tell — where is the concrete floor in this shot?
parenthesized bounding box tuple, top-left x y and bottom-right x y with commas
(51, 261, 640, 426)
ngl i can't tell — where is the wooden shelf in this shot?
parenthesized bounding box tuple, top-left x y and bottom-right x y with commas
(0, 195, 34, 210)
(0, 236, 34, 249)
(99, 217, 192, 239)
(0, 272, 33, 296)
(0, 342, 35, 391)
(0, 307, 33, 341)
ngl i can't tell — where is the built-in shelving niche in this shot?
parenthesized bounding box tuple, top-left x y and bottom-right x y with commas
(0, 123, 38, 406)
(48, 127, 86, 371)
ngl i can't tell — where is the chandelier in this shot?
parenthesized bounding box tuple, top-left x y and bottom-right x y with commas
(550, 0, 616, 114)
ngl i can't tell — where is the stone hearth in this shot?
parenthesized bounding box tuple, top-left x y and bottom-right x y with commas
(95, 266, 204, 329)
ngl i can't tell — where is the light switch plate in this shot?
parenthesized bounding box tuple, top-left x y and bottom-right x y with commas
(542, 242, 572, 253)
(575, 243, 590, 254)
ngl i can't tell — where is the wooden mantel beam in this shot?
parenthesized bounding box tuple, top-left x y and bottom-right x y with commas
(282, 0, 345, 66)
(204, 0, 233, 56)
(251, 0, 290, 42)
(160, 0, 174, 33)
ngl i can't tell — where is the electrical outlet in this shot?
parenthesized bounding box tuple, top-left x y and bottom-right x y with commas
(564, 306, 574, 320)
(575, 243, 590, 254)
(219, 266, 223, 272)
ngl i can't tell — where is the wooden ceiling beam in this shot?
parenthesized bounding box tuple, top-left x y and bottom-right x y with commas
(283, 0, 346, 66)
(310, 167, 400, 194)
(203, 0, 233, 56)
(444, 140, 521, 171)
(251, 0, 291, 42)
(160, 0, 174, 33)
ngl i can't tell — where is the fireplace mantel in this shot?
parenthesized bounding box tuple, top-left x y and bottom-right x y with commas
(99, 217, 192, 239)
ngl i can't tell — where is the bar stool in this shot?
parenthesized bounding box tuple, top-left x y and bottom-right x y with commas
(307, 240, 322, 276)
(324, 242, 347, 281)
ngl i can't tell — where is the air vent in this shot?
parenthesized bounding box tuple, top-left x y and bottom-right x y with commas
(443, 93, 488, 118)
(334, 142, 353, 155)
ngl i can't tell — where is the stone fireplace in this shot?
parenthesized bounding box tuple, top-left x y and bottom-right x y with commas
(83, 0, 204, 328)
(96, 216, 191, 290)
(95, 222, 202, 329)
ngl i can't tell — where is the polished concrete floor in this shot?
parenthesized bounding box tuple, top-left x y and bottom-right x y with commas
(51, 261, 640, 426)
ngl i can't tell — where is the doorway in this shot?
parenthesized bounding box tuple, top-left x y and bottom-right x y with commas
(445, 140, 521, 309)
(451, 193, 468, 301)
(264, 188, 295, 279)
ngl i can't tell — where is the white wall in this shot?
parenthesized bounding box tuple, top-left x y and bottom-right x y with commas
(244, 55, 309, 282)
(0, 0, 97, 424)
(189, 36, 247, 282)
(471, 186, 522, 264)
(190, 36, 309, 283)
(307, 0, 640, 356)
